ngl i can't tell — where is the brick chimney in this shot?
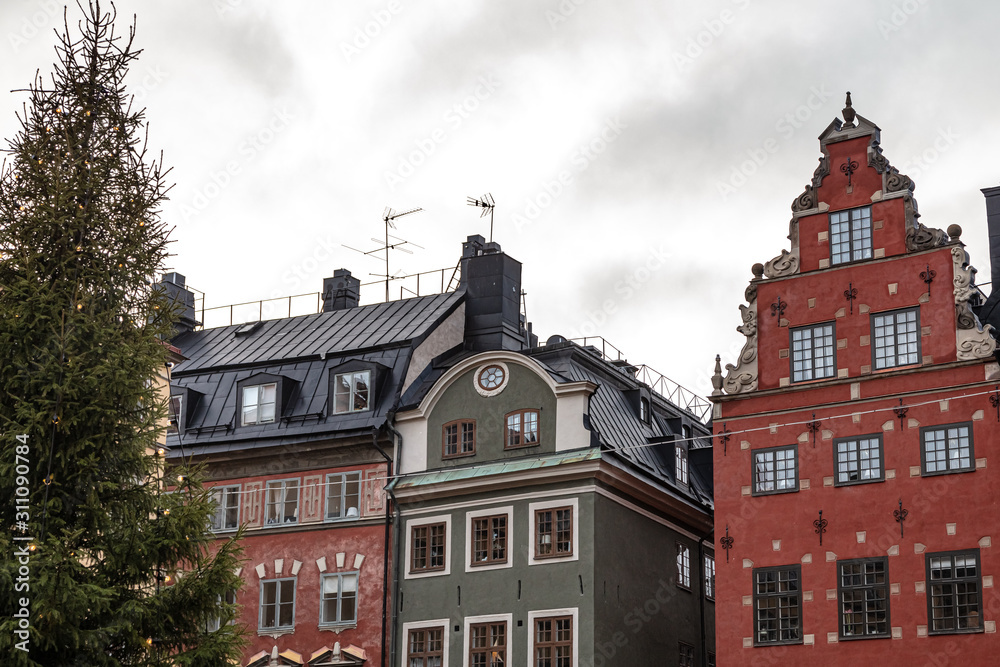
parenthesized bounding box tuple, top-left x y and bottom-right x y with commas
(322, 269, 361, 312)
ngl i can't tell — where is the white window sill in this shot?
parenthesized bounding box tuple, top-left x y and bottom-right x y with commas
(319, 622, 358, 634)
(257, 627, 294, 638)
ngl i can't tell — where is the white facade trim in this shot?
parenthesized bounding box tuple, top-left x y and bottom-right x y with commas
(528, 497, 580, 566)
(403, 514, 452, 580)
(400, 619, 451, 667)
(526, 607, 579, 667)
(465, 505, 515, 573)
(462, 612, 514, 667)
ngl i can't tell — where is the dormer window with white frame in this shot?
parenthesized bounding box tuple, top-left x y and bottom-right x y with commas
(333, 370, 371, 414)
(241, 383, 276, 426)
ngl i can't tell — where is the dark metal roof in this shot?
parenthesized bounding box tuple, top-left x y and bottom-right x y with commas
(165, 292, 464, 458)
(527, 344, 714, 508)
(171, 291, 463, 374)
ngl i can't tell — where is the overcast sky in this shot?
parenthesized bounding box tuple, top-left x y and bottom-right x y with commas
(3, 0, 999, 405)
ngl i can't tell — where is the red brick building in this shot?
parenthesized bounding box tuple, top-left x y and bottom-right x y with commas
(711, 94, 1000, 664)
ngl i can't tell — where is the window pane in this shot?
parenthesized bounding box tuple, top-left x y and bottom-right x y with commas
(334, 374, 351, 413)
(346, 473, 361, 515)
(328, 475, 344, 517)
(353, 372, 370, 411)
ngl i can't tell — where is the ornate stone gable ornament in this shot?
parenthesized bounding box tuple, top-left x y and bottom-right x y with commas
(952, 244, 997, 360)
(723, 264, 762, 395)
(842, 91, 856, 127)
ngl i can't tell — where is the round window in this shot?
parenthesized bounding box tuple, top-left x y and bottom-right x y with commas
(478, 364, 506, 391)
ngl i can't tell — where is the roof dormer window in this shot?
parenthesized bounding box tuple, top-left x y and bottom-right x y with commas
(333, 370, 371, 414)
(830, 206, 872, 265)
(241, 383, 276, 425)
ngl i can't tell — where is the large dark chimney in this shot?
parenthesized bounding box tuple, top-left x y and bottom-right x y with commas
(977, 188, 1000, 333)
(159, 272, 199, 336)
(322, 269, 361, 312)
(983, 187, 1000, 291)
(460, 235, 532, 351)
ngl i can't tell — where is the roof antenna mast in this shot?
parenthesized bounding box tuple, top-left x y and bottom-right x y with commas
(343, 206, 424, 303)
(466, 193, 496, 243)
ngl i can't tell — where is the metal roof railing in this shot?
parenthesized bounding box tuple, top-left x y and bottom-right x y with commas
(569, 336, 713, 424)
(194, 265, 461, 330)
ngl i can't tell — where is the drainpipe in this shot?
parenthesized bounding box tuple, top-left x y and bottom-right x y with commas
(383, 416, 406, 667)
(698, 525, 714, 667)
(371, 428, 394, 667)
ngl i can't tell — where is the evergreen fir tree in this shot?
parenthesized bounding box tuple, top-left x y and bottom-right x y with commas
(0, 3, 245, 665)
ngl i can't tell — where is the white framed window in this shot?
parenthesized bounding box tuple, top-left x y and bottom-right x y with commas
(675, 445, 689, 485)
(325, 471, 362, 520)
(526, 608, 578, 667)
(465, 506, 514, 573)
(265, 479, 299, 525)
(528, 498, 580, 566)
(830, 206, 872, 265)
(259, 578, 295, 630)
(872, 308, 920, 370)
(405, 514, 452, 580)
(206, 590, 237, 633)
(242, 383, 276, 425)
(319, 571, 358, 626)
(168, 394, 183, 434)
(705, 554, 716, 600)
(505, 409, 539, 448)
(209, 484, 240, 532)
(403, 620, 450, 667)
(333, 370, 371, 414)
(791, 323, 835, 382)
(676, 543, 691, 589)
(463, 613, 513, 667)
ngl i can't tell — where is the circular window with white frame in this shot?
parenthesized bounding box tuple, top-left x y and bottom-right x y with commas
(474, 362, 509, 397)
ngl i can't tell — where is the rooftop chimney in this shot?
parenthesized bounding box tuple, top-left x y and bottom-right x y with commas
(459, 235, 533, 351)
(322, 269, 361, 312)
(978, 187, 1000, 333)
(159, 272, 199, 337)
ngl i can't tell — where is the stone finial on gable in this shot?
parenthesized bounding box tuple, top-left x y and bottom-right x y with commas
(842, 91, 856, 127)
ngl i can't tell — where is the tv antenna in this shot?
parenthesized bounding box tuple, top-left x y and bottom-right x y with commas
(467, 193, 496, 242)
(342, 206, 423, 302)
